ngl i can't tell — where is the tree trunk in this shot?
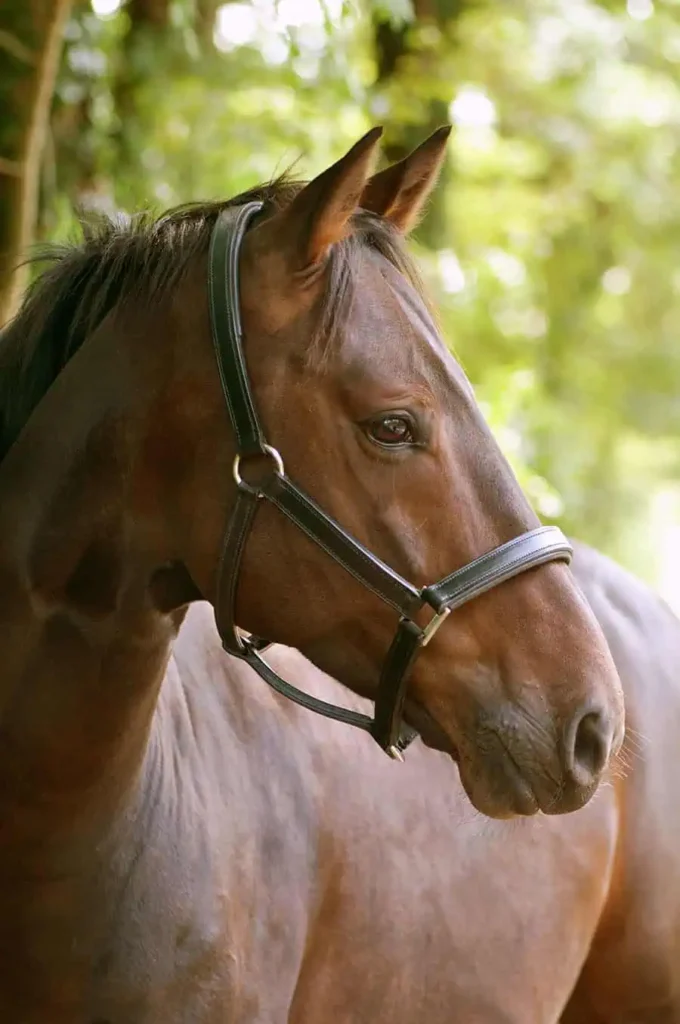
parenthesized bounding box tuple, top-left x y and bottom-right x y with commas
(195, 0, 220, 51)
(0, 0, 74, 325)
(111, 0, 171, 190)
(372, 0, 465, 248)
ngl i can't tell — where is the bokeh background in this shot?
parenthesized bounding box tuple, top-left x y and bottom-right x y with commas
(2, 0, 680, 608)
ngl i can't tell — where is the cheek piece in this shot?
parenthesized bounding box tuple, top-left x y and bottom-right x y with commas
(208, 202, 573, 760)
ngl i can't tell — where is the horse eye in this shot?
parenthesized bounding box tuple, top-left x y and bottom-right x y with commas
(367, 414, 416, 448)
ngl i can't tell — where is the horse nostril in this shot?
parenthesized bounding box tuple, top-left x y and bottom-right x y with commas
(565, 708, 612, 788)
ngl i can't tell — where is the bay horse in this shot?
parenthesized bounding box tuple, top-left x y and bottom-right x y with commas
(0, 127, 673, 1022)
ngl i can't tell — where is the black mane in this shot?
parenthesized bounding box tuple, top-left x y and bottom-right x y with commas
(0, 177, 423, 462)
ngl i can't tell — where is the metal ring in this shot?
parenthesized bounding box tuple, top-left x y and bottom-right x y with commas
(233, 444, 285, 491)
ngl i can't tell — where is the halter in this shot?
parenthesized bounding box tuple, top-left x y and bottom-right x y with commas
(208, 202, 573, 759)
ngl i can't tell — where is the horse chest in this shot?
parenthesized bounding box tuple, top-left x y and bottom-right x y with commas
(81, 800, 315, 1023)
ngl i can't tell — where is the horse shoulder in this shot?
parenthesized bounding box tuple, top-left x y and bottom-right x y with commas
(85, 606, 325, 1020)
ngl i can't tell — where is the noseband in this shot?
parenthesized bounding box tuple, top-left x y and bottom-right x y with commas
(208, 202, 573, 759)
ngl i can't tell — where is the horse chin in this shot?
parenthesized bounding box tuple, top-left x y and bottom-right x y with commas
(456, 754, 542, 820)
(404, 702, 544, 819)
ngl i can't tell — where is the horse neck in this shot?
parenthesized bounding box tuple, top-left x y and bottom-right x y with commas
(0, 313, 189, 851)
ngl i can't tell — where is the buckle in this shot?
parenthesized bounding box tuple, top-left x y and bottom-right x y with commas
(420, 605, 451, 647)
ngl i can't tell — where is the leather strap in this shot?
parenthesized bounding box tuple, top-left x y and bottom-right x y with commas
(423, 525, 572, 612)
(208, 203, 267, 457)
(244, 645, 376, 731)
(216, 488, 259, 655)
(372, 618, 423, 752)
(260, 473, 423, 617)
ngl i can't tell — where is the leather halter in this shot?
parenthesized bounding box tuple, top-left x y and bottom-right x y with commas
(208, 201, 573, 759)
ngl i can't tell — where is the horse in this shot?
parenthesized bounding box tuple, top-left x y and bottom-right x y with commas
(0, 125, 673, 1022)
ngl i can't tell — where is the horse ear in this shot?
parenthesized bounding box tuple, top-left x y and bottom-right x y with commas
(359, 126, 452, 234)
(272, 127, 384, 271)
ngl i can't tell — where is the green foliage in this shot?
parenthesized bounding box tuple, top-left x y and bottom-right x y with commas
(438, 0, 680, 585)
(38, 0, 680, 598)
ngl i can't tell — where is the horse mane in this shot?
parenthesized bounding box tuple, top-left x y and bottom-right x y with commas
(0, 176, 426, 463)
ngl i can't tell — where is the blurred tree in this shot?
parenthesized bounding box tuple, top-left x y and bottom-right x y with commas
(371, 0, 463, 246)
(0, 0, 74, 323)
(112, 0, 171, 180)
(431, 0, 680, 578)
